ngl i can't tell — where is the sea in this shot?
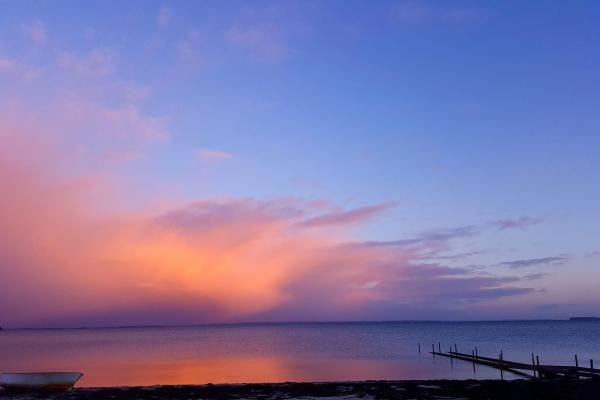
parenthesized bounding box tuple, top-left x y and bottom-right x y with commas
(1, 321, 599, 387)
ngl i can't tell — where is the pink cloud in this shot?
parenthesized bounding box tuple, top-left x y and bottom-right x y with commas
(21, 21, 48, 45)
(0, 90, 538, 328)
(0, 57, 41, 80)
(0, 121, 534, 328)
(297, 202, 398, 229)
(0, 58, 17, 72)
(195, 148, 234, 161)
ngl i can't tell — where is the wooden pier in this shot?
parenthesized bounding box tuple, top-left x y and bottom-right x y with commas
(424, 344, 598, 380)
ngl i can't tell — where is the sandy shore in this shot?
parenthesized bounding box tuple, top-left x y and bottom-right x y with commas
(1, 379, 600, 399)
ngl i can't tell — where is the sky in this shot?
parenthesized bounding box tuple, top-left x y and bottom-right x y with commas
(0, 0, 599, 328)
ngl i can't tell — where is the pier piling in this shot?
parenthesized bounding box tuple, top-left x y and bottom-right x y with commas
(499, 351, 504, 380)
(430, 345, 593, 380)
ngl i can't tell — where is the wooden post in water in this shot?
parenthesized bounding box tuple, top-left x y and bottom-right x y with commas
(500, 350, 504, 380)
(591, 359, 595, 378)
(475, 346, 478, 357)
(418, 343, 421, 355)
(454, 343, 457, 354)
(449, 346, 453, 366)
(438, 342, 441, 353)
(532, 353, 537, 379)
(536, 355, 541, 379)
(432, 344, 435, 357)
(575, 355, 579, 379)
(472, 349, 476, 373)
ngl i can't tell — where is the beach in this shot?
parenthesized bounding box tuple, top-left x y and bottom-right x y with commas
(2, 379, 600, 399)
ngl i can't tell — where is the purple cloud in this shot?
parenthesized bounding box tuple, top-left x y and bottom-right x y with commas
(521, 273, 550, 280)
(358, 225, 478, 248)
(155, 198, 306, 232)
(297, 202, 397, 229)
(498, 255, 570, 269)
(256, 261, 536, 322)
(493, 216, 544, 230)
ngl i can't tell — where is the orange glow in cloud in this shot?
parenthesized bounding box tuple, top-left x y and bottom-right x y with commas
(0, 109, 403, 327)
(0, 95, 536, 328)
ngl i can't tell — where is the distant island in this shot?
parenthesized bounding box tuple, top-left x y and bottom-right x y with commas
(569, 317, 600, 321)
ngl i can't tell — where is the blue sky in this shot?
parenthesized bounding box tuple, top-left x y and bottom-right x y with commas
(1, 0, 599, 326)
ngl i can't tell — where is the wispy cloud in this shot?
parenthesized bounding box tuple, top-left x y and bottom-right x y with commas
(492, 216, 544, 231)
(521, 273, 550, 281)
(395, 1, 486, 24)
(124, 85, 153, 102)
(360, 225, 478, 249)
(297, 202, 397, 229)
(427, 251, 483, 261)
(195, 148, 234, 161)
(0, 57, 41, 80)
(498, 255, 570, 269)
(225, 5, 295, 62)
(177, 30, 203, 65)
(226, 23, 289, 61)
(158, 5, 174, 29)
(20, 21, 48, 45)
(61, 97, 169, 143)
(0, 58, 17, 72)
(58, 47, 118, 77)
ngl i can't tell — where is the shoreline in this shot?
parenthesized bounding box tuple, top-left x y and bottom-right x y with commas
(2, 379, 600, 399)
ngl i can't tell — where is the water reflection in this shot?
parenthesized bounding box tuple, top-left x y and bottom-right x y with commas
(1, 322, 598, 387)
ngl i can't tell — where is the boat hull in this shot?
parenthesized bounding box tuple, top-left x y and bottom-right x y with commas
(0, 372, 83, 392)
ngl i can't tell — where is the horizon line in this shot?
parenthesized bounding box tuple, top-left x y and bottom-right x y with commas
(3, 317, 597, 331)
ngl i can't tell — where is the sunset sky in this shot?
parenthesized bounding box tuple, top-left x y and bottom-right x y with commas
(1, 0, 599, 328)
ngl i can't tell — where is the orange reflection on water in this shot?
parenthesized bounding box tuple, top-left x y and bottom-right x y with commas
(76, 356, 415, 387)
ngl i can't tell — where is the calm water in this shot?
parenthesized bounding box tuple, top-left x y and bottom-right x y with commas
(1, 321, 599, 387)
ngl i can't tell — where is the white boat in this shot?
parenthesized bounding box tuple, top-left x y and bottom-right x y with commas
(0, 372, 83, 391)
